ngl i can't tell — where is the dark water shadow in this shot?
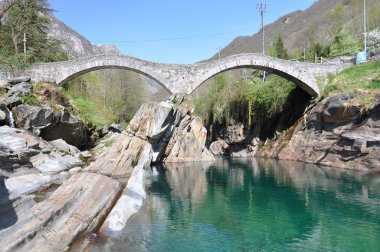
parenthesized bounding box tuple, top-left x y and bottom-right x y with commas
(0, 176, 18, 230)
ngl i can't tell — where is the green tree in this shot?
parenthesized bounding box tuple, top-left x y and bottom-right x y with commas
(268, 43, 277, 58)
(329, 28, 361, 57)
(275, 36, 289, 59)
(0, 0, 67, 69)
(293, 48, 300, 60)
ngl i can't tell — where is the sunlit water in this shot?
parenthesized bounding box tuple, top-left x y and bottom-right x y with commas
(94, 158, 380, 252)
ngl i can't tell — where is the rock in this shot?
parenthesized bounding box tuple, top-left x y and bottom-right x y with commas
(260, 94, 380, 172)
(0, 126, 40, 171)
(14, 104, 56, 135)
(163, 116, 215, 163)
(0, 95, 22, 108)
(322, 94, 360, 125)
(0, 105, 7, 126)
(40, 109, 84, 147)
(79, 150, 92, 161)
(0, 172, 122, 252)
(7, 82, 32, 97)
(7, 76, 31, 85)
(210, 139, 229, 156)
(49, 139, 80, 156)
(100, 162, 147, 237)
(108, 123, 122, 133)
(68, 167, 82, 174)
(31, 153, 83, 174)
(4, 173, 60, 201)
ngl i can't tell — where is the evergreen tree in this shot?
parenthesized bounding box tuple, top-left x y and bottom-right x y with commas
(0, 0, 67, 69)
(275, 36, 289, 59)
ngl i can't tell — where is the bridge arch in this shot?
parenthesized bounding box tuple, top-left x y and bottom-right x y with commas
(55, 65, 173, 95)
(188, 55, 324, 97)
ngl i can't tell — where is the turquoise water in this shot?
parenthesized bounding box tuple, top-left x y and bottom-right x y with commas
(99, 158, 380, 252)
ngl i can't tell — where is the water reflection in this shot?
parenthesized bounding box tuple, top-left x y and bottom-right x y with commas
(98, 158, 380, 252)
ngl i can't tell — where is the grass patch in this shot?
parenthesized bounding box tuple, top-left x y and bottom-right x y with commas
(22, 93, 38, 105)
(64, 85, 117, 127)
(321, 62, 380, 106)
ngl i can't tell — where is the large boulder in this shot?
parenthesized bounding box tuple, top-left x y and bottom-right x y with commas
(13, 105, 85, 147)
(322, 94, 361, 124)
(14, 104, 56, 135)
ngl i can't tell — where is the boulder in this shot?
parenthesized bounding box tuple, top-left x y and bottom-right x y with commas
(49, 139, 80, 156)
(322, 94, 360, 124)
(108, 123, 122, 133)
(40, 109, 84, 147)
(7, 76, 31, 85)
(210, 139, 229, 156)
(7, 82, 32, 97)
(14, 104, 56, 135)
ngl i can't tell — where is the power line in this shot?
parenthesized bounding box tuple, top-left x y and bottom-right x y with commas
(92, 14, 260, 44)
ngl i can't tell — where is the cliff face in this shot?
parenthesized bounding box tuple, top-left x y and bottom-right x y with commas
(47, 14, 119, 59)
(257, 94, 380, 172)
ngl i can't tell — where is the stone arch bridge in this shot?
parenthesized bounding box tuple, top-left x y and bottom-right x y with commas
(0, 53, 348, 97)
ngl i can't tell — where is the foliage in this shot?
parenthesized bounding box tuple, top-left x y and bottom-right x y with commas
(193, 73, 299, 129)
(321, 62, 380, 106)
(63, 69, 156, 127)
(269, 36, 289, 59)
(329, 28, 361, 57)
(22, 93, 38, 105)
(0, 0, 67, 70)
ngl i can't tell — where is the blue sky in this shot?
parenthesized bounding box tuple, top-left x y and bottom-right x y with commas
(50, 0, 316, 64)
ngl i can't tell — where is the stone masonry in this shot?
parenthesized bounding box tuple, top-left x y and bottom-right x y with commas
(0, 53, 349, 97)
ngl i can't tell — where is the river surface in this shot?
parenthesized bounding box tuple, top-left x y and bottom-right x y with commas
(94, 158, 380, 252)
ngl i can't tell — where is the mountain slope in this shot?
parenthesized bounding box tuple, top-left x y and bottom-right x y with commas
(215, 0, 380, 59)
(47, 14, 119, 59)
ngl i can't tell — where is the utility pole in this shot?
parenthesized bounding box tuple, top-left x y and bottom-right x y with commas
(217, 47, 221, 60)
(257, 2, 266, 81)
(23, 32, 26, 54)
(364, 0, 367, 57)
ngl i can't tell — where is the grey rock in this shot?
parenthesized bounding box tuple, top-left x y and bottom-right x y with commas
(210, 139, 229, 156)
(40, 109, 84, 147)
(32, 153, 83, 174)
(322, 94, 360, 125)
(4, 173, 60, 201)
(7, 77, 31, 85)
(49, 139, 80, 156)
(14, 105, 55, 134)
(79, 151, 92, 161)
(8, 82, 32, 97)
(108, 123, 122, 133)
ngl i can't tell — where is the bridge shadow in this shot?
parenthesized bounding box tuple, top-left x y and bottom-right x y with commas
(0, 176, 18, 230)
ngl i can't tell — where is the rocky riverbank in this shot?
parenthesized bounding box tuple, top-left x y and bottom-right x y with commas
(0, 93, 214, 251)
(208, 93, 380, 172)
(257, 94, 380, 172)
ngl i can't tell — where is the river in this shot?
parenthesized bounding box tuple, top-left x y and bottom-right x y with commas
(91, 158, 380, 251)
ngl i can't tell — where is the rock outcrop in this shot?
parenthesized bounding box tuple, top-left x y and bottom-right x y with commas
(86, 101, 214, 236)
(0, 99, 214, 249)
(258, 94, 380, 172)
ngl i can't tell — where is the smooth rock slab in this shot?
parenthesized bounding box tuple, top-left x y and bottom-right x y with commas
(4, 173, 60, 201)
(0, 172, 122, 252)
